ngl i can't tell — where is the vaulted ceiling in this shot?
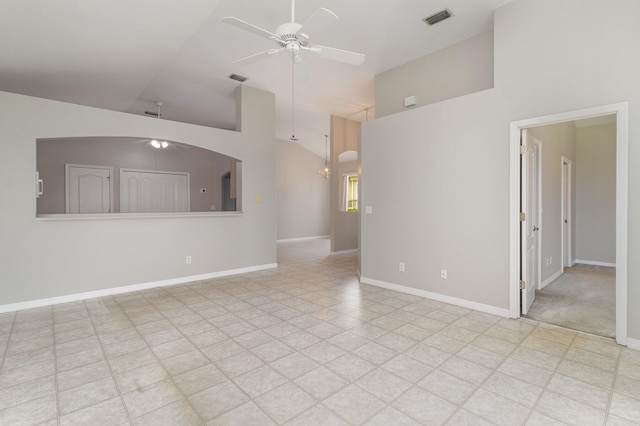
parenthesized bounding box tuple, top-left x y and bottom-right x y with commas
(0, 0, 513, 156)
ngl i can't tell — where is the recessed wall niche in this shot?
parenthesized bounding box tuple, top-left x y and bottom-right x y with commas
(36, 137, 241, 215)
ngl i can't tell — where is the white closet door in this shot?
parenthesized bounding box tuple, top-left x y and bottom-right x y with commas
(120, 169, 189, 213)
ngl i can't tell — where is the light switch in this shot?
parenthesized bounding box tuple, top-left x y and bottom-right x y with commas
(365, 206, 373, 214)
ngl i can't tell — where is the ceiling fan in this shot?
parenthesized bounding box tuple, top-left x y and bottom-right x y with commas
(222, 0, 365, 66)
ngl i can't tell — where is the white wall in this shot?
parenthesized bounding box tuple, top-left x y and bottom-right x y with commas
(575, 123, 617, 264)
(362, 0, 640, 340)
(528, 122, 576, 283)
(276, 139, 330, 240)
(375, 30, 494, 118)
(0, 85, 276, 308)
(362, 91, 507, 310)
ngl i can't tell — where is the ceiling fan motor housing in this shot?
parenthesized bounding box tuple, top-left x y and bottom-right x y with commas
(276, 23, 308, 48)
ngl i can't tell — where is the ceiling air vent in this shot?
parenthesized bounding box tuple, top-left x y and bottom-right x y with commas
(423, 9, 453, 26)
(229, 73, 248, 83)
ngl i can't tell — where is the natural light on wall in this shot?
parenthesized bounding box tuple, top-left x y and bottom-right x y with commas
(345, 174, 358, 211)
(338, 150, 358, 212)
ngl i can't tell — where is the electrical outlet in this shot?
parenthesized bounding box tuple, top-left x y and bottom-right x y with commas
(399, 262, 405, 272)
(440, 269, 447, 279)
(186, 256, 192, 264)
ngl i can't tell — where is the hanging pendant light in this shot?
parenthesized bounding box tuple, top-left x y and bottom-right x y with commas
(318, 134, 330, 179)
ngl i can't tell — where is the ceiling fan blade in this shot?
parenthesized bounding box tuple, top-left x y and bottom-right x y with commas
(232, 48, 284, 64)
(297, 8, 338, 41)
(306, 45, 365, 65)
(222, 16, 279, 40)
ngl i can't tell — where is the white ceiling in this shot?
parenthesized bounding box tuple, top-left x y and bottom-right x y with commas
(0, 0, 513, 157)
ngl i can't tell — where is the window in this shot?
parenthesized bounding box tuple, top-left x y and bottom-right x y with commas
(345, 174, 358, 211)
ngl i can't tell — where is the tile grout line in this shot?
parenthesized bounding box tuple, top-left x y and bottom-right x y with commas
(139, 290, 227, 424)
(52, 307, 62, 426)
(84, 298, 134, 425)
(0, 311, 17, 376)
(135, 288, 271, 424)
(523, 324, 580, 425)
(602, 344, 624, 425)
(182, 280, 285, 424)
(435, 312, 540, 425)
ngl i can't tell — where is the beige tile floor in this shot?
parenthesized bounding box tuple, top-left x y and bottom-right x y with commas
(1, 238, 639, 425)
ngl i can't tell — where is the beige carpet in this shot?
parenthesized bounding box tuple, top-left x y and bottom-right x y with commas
(525, 264, 616, 338)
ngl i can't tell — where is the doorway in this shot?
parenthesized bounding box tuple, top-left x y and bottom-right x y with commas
(509, 102, 629, 346)
(222, 172, 236, 211)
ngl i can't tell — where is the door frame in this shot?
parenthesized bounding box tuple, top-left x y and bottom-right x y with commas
(560, 157, 573, 270)
(509, 102, 628, 346)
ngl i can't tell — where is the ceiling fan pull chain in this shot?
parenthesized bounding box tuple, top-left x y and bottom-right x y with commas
(291, 53, 296, 140)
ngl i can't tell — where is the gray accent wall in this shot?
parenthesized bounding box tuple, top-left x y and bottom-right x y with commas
(375, 30, 494, 118)
(276, 139, 330, 240)
(575, 123, 617, 264)
(362, 0, 640, 340)
(0, 85, 276, 306)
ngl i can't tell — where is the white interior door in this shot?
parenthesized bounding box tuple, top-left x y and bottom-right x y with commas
(66, 164, 112, 213)
(521, 130, 540, 314)
(120, 169, 189, 213)
(562, 158, 572, 268)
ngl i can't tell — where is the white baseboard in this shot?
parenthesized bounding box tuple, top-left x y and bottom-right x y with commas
(0, 263, 278, 314)
(540, 269, 563, 290)
(360, 276, 510, 318)
(575, 259, 616, 267)
(277, 235, 329, 243)
(627, 337, 640, 351)
(330, 249, 359, 256)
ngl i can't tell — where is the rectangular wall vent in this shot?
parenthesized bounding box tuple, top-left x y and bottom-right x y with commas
(229, 73, 248, 82)
(423, 9, 453, 26)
